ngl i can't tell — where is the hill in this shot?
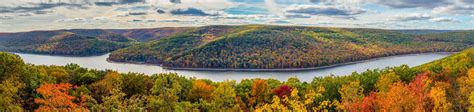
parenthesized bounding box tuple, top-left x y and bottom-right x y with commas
(0, 31, 134, 56)
(108, 25, 473, 69)
(0, 27, 194, 56)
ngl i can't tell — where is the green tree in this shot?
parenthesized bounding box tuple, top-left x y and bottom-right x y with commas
(210, 81, 240, 111)
(121, 73, 153, 97)
(89, 71, 122, 102)
(0, 78, 23, 111)
(0, 52, 25, 81)
(149, 73, 183, 111)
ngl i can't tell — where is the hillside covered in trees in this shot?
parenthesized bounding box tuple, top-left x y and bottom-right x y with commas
(0, 46, 472, 111)
(0, 27, 191, 56)
(109, 25, 473, 69)
(0, 31, 134, 56)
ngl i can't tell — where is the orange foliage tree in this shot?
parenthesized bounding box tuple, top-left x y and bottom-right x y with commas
(34, 83, 87, 112)
(377, 82, 417, 111)
(188, 80, 214, 102)
(249, 79, 271, 108)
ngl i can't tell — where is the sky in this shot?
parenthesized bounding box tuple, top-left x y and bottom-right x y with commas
(0, 0, 473, 32)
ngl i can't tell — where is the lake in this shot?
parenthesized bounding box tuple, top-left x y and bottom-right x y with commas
(15, 53, 452, 82)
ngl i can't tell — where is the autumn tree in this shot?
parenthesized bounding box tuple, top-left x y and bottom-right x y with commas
(96, 88, 126, 111)
(457, 68, 474, 108)
(273, 85, 292, 98)
(429, 82, 452, 111)
(257, 88, 324, 111)
(377, 82, 417, 111)
(188, 80, 214, 102)
(408, 72, 432, 111)
(235, 79, 253, 109)
(249, 79, 271, 108)
(358, 92, 377, 112)
(469, 92, 474, 111)
(34, 83, 87, 111)
(338, 81, 364, 111)
(376, 72, 400, 92)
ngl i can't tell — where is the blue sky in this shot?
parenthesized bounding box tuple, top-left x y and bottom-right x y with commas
(0, 0, 473, 32)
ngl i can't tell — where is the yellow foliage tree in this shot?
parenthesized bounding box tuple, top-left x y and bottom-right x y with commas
(338, 81, 364, 111)
(457, 68, 474, 108)
(376, 72, 400, 92)
(429, 82, 452, 111)
(469, 92, 474, 111)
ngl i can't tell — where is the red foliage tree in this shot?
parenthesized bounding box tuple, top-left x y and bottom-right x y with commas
(272, 85, 292, 98)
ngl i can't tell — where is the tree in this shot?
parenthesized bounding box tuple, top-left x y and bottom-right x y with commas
(408, 72, 432, 111)
(34, 83, 87, 111)
(338, 81, 364, 111)
(235, 79, 253, 109)
(469, 92, 474, 111)
(89, 71, 122, 102)
(272, 85, 292, 98)
(377, 82, 417, 111)
(121, 73, 153, 97)
(0, 52, 25, 81)
(249, 79, 271, 108)
(255, 89, 315, 112)
(0, 78, 23, 111)
(149, 73, 183, 111)
(47, 67, 69, 83)
(285, 77, 303, 91)
(457, 68, 474, 108)
(376, 72, 400, 92)
(97, 88, 126, 111)
(188, 80, 214, 102)
(429, 82, 452, 111)
(210, 81, 240, 111)
(358, 92, 377, 112)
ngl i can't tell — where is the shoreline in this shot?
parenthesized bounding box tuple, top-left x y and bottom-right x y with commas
(108, 52, 455, 72)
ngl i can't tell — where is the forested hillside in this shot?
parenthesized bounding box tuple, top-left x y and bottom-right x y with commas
(0, 31, 134, 56)
(109, 25, 473, 69)
(0, 47, 472, 111)
(0, 27, 190, 56)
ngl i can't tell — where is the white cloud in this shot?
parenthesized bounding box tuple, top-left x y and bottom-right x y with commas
(429, 17, 460, 23)
(389, 13, 432, 21)
(433, 5, 474, 15)
(370, 0, 453, 8)
(284, 5, 366, 17)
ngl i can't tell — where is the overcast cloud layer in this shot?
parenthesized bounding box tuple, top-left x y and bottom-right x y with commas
(0, 0, 473, 32)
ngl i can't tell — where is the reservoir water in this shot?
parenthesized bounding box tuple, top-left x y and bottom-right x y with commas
(15, 53, 452, 82)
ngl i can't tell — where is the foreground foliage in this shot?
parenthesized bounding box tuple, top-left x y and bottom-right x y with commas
(0, 47, 473, 111)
